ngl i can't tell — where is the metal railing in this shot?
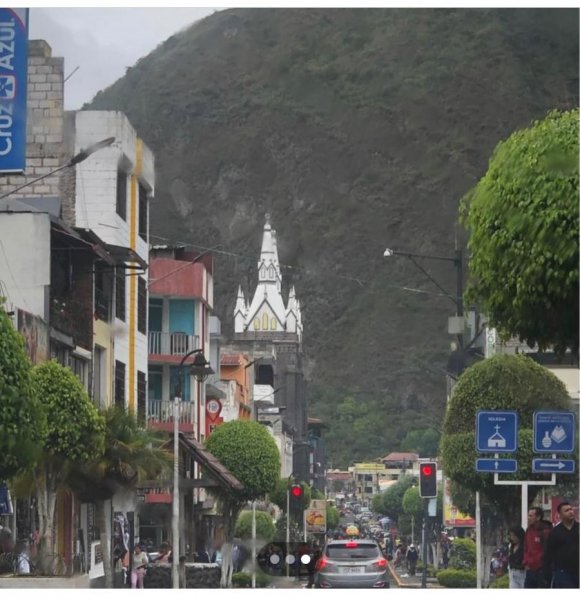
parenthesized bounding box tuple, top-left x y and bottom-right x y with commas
(148, 331, 199, 356)
(147, 398, 195, 424)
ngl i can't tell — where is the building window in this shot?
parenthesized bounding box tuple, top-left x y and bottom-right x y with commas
(260, 265, 266, 279)
(138, 277, 147, 334)
(70, 354, 89, 390)
(94, 346, 106, 406)
(138, 183, 148, 242)
(94, 266, 110, 321)
(115, 268, 125, 322)
(270, 318, 277, 330)
(115, 360, 126, 408)
(262, 313, 269, 330)
(254, 318, 260, 330)
(137, 370, 146, 424)
(116, 170, 127, 220)
(268, 265, 275, 279)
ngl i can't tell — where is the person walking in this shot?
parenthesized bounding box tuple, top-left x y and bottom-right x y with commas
(154, 541, 172, 564)
(406, 544, 419, 576)
(507, 526, 525, 588)
(544, 501, 579, 588)
(131, 543, 149, 589)
(523, 506, 552, 588)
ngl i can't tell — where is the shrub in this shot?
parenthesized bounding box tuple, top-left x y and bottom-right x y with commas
(448, 538, 476, 570)
(489, 574, 509, 588)
(232, 572, 251, 588)
(416, 560, 438, 577)
(436, 568, 477, 588)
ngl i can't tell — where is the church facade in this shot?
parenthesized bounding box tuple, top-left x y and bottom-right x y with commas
(231, 215, 309, 481)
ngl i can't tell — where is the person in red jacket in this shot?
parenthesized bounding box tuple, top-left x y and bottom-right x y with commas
(523, 506, 552, 588)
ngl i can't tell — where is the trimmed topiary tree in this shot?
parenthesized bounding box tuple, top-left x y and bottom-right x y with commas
(461, 108, 579, 354)
(234, 509, 276, 543)
(206, 420, 280, 587)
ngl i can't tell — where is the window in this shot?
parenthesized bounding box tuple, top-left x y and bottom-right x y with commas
(268, 265, 275, 279)
(326, 543, 380, 560)
(115, 268, 125, 322)
(115, 360, 126, 408)
(70, 354, 89, 390)
(270, 318, 277, 330)
(94, 266, 110, 321)
(260, 265, 266, 279)
(137, 370, 146, 424)
(138, 277, 147, 334)
(254, 318, 260, 330)
(138, 183, 148, 242)
(262, 313, 269, 330)
(93, 346, 105, 406)
(116, 170, 127, 220)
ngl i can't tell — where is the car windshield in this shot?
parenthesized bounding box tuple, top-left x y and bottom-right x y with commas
(326, 543, 380, 560)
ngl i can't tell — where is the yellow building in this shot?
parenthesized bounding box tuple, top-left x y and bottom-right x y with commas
(349, 463, 388, 502)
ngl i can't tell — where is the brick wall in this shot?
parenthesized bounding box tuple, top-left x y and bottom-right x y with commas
(0, 40, 66, 201)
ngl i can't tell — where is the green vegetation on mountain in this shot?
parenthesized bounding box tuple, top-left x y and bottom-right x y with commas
(86, 8, 579, 467)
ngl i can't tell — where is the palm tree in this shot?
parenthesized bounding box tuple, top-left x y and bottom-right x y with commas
(68, 407, 172, 588)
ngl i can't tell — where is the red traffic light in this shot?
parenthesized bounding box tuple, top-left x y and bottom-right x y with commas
(421, 465, 433, 477)
(419, 461, 437, 498)
(290, 484, 303, 498)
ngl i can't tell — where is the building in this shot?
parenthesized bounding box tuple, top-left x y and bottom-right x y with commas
(231, 214, 308, 481)
(349, 463, 389, 502)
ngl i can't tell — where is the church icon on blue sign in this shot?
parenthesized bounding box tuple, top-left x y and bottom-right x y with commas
(476, 411, 518, 453)
(487, 425, 507, 449)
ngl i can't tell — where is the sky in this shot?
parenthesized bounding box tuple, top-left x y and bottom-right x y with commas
(28, 6, 221, 109)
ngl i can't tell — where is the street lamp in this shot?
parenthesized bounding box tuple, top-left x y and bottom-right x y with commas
(172, 348, 214, 589)
(0, 137, 115, 200)
(383, 247, 464, 347)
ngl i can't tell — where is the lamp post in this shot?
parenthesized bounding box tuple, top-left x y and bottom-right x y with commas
(383, 247, 464, 348)
(172, 348, 214, 589)
(0, 137, 115, 200)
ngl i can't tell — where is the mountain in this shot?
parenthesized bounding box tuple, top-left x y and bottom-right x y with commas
(86, 8, 579, 467)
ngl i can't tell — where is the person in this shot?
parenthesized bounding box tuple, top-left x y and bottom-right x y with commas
(523, 506, 552, 588)
(544, 501, 579, 588)
(307, 541, 321, 588)
(14, 540, 30, 575)
(154, 541, 172, 564)
(131, 543, 149, 589)
(507, 525, 525, 588)
(406, 544, 418, 576)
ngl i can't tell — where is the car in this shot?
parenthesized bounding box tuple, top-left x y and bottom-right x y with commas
(314, 539, 390, 588)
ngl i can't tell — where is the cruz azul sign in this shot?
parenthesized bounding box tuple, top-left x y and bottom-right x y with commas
(0, 8, 29, 173)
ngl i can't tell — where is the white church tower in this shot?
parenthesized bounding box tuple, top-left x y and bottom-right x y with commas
(234, 214, 302, 341)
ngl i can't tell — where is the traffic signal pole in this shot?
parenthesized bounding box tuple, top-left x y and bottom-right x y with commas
(421, 499, 428, 589)
(286, 486, 290, 578)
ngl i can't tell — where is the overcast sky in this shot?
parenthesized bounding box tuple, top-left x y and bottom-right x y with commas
(29, 7, 221, 109)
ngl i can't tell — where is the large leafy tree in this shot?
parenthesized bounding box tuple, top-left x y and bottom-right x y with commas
(67, 407, 172, 587)
(401, 428, 441, 457)
(374, 474, 416, 521)
(13, 361, 106, 570)
(0, 302, 46, 481)
(269, 476, 312, 518)
(440, 354, 572, 585)
(461, 108, 579, 354)
(206, 420, 280, 587)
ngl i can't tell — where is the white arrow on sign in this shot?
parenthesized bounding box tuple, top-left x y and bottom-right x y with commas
(540, 461, 565, 469)
(494, 461, 499, 470)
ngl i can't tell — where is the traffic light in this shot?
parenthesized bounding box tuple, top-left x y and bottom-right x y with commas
(290, 483, 304, 500)
(288, 483, 304, 517)
(419, 462, 437, 498)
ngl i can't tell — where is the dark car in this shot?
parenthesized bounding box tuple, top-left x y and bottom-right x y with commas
(314, 539, 390, 588)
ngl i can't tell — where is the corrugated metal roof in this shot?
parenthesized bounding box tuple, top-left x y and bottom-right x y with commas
(382, 452, 419, 462)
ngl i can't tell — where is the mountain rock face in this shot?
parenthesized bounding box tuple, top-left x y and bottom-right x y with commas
(87, 8, 579, 466)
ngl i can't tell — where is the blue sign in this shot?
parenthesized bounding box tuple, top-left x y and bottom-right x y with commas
(0, 483, 13, 514)
(476, 411, 518, 453)
(532, 459, 575, 474)
(533, 411, 576, 454)
(0, 8, 29, 173)
(476, 458, 518, 473)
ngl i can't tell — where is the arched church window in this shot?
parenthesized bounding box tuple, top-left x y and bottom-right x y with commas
(260, 265, 267, 279)
(270, 318, 277, 330)
(262, 313, 269, 330)
(254, 318, 260, 330)
(268, 265, 275, 279)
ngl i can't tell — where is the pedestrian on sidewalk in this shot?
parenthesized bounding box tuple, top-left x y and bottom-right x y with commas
(406, 544, 418, 576)
(131, 543, 149, 589)
(523, 506, 552, 588)
(507, 526, 525, 588)
(544, 501, 579, 588)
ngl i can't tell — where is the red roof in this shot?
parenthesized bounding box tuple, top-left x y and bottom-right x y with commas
(382, 452, 419, 462)
(221, 353, 244, 366)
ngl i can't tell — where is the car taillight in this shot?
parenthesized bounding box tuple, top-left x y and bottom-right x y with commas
(345, 541, 358, 548)
(375, 557, 388, 568)
(316, 556, 329, 571)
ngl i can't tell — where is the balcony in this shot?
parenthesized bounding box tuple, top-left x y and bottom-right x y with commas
(147, 398, 195, 433)
(148, 331, 200, 363)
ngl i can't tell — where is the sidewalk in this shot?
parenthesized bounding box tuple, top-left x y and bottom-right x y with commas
(388, 563, 442, 589)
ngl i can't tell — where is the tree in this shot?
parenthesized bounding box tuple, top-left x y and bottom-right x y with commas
(206, 420, 280, 587)
(440, 353, 572, 584)
(269, 476, 312, 521)
(234, 510, 276, 543)
(401, 428, 441, 458)
(67, 407, 172, 587)
(461, 108, 579, 354)
(0, 301, 46, 481)
(380, 475, 416, 522)
(402, 485, 423, 524)
(24, 361, 105, 570)
(326, 504, 340, 530)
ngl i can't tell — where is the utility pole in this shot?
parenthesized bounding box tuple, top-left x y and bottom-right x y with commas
(421, 500, 428, 589)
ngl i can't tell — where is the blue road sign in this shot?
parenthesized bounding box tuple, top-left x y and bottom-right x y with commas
(532, 459, 575, 474)
(476, 458, 518, 473)
(533, 411, 576, 453)
(476, 411, 518, 453)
